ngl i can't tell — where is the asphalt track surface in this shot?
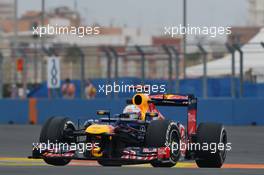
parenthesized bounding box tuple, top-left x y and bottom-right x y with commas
(0, 125, 264, 175)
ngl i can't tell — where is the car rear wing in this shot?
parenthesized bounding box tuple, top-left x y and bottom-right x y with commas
(127, 93, 197, 137)
(148, 94, 196, 107)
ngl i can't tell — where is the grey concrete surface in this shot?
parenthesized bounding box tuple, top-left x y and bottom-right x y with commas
(0, 166, 264, 175)
(0, 125, 263, 175)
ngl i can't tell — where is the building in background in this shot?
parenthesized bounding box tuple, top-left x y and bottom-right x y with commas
(0, 5, 182, 84)
(0, 0, 14, 23)
(47, 6, 80, 27)
(0, 6, 82, 84)
(0, 0, 12, 45)
(1, 6, 81, 42)
(248, 0, 264, 26)
(227, 27, 261, 44)
(187, 28, 264, 82)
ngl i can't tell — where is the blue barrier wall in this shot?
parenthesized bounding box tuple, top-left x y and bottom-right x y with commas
(0, 98, 264, 125)
(0, 100, 29, 124)
(28, 77, 264, 98)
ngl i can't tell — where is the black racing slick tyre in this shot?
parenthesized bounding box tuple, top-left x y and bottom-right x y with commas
(195, 123, 227, 168)
(145, 120, 180, 168)
(39, 117, 54, 142)
(39, 117, 76, 166)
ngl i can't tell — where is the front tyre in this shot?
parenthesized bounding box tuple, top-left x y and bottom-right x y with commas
(195, 123, 227, 168)
(145, 120, 180, 167)
(40, 117, 76, 166)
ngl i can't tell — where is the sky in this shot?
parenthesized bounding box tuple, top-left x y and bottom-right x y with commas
(17, 0, 249, 34)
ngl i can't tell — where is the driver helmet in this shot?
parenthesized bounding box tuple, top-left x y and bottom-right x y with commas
(123, 105, 141, 119)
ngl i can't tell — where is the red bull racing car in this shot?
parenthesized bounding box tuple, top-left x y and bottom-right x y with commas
(31, 93, 228, 167)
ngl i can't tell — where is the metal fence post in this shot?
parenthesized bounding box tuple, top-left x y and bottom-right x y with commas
(101, 47, 112, 98)
(0, 52, 3, 98)
(43, 47, 52, 98)
(226, 43, 236, 98)
(41, 47, 46, 84)
(183, 0, 187, 79)
(109, 47, 118, 81)
(170, 46, 180, 93)
(78, 48, 85, 99)
(261, 42, 264, 48)
(33, 40, 38, 84)
(135, 45, 145, 84)
(197, 44, 207, 98)
(109, 47, 119, 98)
(12, 48, 18, 98)
(101, 47, 112, 82)
(233, 43, 243, 98)
(162, 45, 173, 93)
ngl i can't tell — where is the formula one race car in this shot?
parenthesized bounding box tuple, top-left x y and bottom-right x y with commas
(31, 93, 228, 168)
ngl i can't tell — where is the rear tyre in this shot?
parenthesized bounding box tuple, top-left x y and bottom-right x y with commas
(195, 123, 227, 168)
(145, 120, 180, 168)
(40, 117, 76, 166)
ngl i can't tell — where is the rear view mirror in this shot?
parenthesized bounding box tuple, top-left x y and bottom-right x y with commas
(97, 110, 110, 116)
